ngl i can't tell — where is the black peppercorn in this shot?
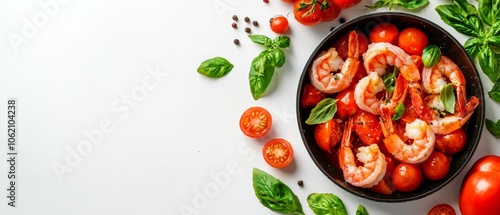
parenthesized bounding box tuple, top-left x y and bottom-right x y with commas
(244, 17, 250, 23)
(232, 15, 238, 21)
(252, 21, 259, 27)
(233, 39, 240, 45)
(245, 27, 251, 33)
(297, 180, 304, 187)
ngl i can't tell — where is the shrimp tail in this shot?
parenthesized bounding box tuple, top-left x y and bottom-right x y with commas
(409, 82, 439, 122)
(456, 85, 467, 118)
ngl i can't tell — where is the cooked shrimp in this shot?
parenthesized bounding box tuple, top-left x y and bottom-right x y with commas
(422, 56, 467, 117)
(363, 42, 420, 82)
(429, 96, 480, 134)
(380, 108, 436, 164)
(409, 82, 440, 122)
(310, 31, 360, 94)
(338, 118, 387, 188)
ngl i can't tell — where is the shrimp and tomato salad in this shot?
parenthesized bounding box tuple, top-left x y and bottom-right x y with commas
(301, 23, 479, 194)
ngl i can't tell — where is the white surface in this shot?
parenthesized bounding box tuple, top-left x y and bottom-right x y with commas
(0, 0, 499, 214)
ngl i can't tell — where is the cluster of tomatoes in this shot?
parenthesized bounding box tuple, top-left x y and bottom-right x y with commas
(301, 23, 469, 195)
(281, 0, 361, 26)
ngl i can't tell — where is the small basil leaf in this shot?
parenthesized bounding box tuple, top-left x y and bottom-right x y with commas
(270, 48, 286, 68)
(305, 98, 337, 125)
(356, 205, 369, 215)
(422, 45, 441, 67)
(249, 35, 273, 47)
(197, 57, 234, 78)
(249, 51, 275, 100)
(478, 45, 500, 82)
(252, 168, 305, 215)
(485, 119, 500, 137)
(464, 37, 481, 58)
(392, 102, 406, 121)
(488, 79, 500, 102)
(440, 84, 456, 114)
(307, 193, 348, 215)
(273, 36, 291, 49)
(479, 0, 500, 26)
(383, 67, 399, 93)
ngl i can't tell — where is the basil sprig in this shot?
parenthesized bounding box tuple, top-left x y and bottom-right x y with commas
(307, 193, 348, 215)
(197, 57, 234, 78)
(249, 35, 290, 100)
(305, 98, 337, 125)
(252, 168, 304, 215)
(366, 0, 428, 10)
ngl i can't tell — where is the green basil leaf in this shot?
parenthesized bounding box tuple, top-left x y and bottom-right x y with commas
(478, 45, 500, 82)
(273, 36, 291, 49)
(436, 4, 482, 37)
(489, 21, 500, 36)
(383, 67, 399, 93)
(488, 79, 500, 102)
(464, 37, 482, 58)
(249, 35, 273, 47)
(252, 168, 305, 215)
(306, 98, 337, 125)
(422, 45, 441, 67)
(454, 0, 479, 16)
(356, 205, 369, 215)
(392, 102, 406, 121)
(440, 84, 456, 114)
(479, 0, 500, 26)
(488, 36, 500, 47)
(365, 0, 392, 9)
(249, 51, 275, 100)
(307, 193, 348, 215)
(197, 57, 234, 78)
(485, 118, 500, 137)
(366, 0, 428, 10)
(270, 48, 286, 68)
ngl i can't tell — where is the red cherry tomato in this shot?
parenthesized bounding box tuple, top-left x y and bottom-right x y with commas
(398, 27, 429, 55)
(353, 111, 383, 145)
(301, 83, 325, 108)
(459, 155, 500, 215)
(435, 128, 466, 155)
(422, 151, 451, 181)
(369, 22, 399, 44)
(427, 204, 456, 215)
(262, 138, 294, 168)
(239, 107, 272, 138)
(335, 87, 359, 120)
(392, 163, 422, 192)
(369, 178, 395, 195)
(321, 0, 341, 22)
(332, 0, 361, 8)
(270, 15, 289, 34)
(314, 119, 342, 152)
(293, 0, 323, 26)
(332, 30, 369, 60)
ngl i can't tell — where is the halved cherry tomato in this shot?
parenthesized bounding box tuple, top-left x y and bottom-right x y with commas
(369, 22, 399, 44)
(321, 0, 341, 22)
(353, 111, 383, 145)
(239, 107, 272, 138)
(335, 87, 359, 120)
(301, 83, 325, 108)
(332, 0, 361, 8)
(293, 0, 323, 26)
(270, 15, 289, 34)
(422, 150, 451, 181)
(392, 163, 422, 192)
(427, 204, 456, 215)
(398, 27, 429, 55)
(435, 128, 466, 155)
(314, 119, 342, 152)
(262, 138, 294, 168)
(332, 30, 369, 60)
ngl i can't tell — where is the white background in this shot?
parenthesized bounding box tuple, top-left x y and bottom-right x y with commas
(0, 0, 499, 214)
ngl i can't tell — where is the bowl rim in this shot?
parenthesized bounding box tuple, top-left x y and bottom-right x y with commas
(296, 11, 485, 202)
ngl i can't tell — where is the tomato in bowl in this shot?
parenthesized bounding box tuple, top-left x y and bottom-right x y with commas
(296, 12, 485, 202)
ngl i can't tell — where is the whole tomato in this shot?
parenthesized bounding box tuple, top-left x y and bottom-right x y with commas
(459, 155, 500, 215)
(332, 0, 361, 8)
(293, 0, 323, 26)
(320, 0, 341, 22)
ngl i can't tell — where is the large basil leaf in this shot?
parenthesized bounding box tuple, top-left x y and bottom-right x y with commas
(478, 45, 500, 82)
(464, 37, 482, 58)
(436, 4, 483, 37)
(440, 84, 456, 114)
(366, 0, 428, 10)
(307, 193, 348, 215)
(252, 168, 305, 215)
(489, 79, 500, 102)
(249, 51, 275, 100)
(269, 48, 286, 68)
(485, 118, 500, 137)
(305, 98, 337, 125)
(249, 35, 273, 48)
(197, 57, 234, 78)
(479, 0, 500, 26)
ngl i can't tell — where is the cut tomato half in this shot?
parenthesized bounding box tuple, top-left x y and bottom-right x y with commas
(239, 106, 272, 138)
(262, 139, 294, 168)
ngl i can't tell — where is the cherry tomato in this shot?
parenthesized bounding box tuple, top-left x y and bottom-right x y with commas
(353, 111, 383, 145)
(270, 15, 289, 34)
(435, 128, 466, 155)
(262, 138, 294, 168)
(332, 30, 369, 60)
(320, 0, 341, 22)
(392, 163, 422, 192)
(293, 0, 323, 26)
(459, 155, 500, 215)
(239, 107, 272, 138)
(398, 27, 429, 55)
(332, 0, 361, 8)
(427, 204, 456, 215)
(335, 87, 359, 120)
(369, 22, 399, 44)
(369, 178, 395, 195)
(422, 151, 451, 181)
(314, 119, 342, 152)
(301, 83, 325, 108)
(411, 55, 424, 72)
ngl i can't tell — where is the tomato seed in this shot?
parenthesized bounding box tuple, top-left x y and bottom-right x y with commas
(244, 17, 250, 22)
(232, 15, 238, 21)
(245, 27, 251, 33)
(231, 23, 237, 29)
(252, 21, 259, 27)
(234, 39, 240, 45)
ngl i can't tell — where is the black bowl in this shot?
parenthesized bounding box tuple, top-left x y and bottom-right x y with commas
(296, 12, 485, 202)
